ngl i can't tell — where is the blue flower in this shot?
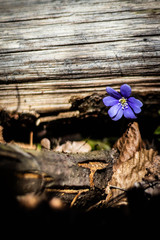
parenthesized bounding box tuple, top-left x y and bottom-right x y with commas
(103, 84, 143, 121)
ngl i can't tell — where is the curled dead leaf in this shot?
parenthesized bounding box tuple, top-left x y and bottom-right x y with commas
(113, 122, 143, 167)
(145, 154, 160, 181)
(105, 148, 157, 205)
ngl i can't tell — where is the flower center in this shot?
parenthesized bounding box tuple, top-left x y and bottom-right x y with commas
(118, 97, 128, 110)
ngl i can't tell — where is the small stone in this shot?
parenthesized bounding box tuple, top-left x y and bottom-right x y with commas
(41, 138, 51, 150)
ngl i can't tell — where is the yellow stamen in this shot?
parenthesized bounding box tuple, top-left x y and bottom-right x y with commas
(119, 97, 128, 109)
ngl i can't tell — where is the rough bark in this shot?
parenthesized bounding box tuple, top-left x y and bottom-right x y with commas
(0, 142, 117, 206)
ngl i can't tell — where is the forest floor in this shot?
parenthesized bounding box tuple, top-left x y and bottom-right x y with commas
(0, 109, 160, 235)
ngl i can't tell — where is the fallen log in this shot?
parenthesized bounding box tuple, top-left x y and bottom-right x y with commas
(0, 142, 117, 207)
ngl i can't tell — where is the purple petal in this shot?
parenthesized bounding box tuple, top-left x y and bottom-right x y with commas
(128, 97, 143, 108)
(120, 84, 131, 98)
(112, 108, 124, 121)
(106, 87, 121, 99)
(103, 96, 119, 107)
(128, 102, 142, 114)
(124, 106, 137, 119)
(108, 103, 121, 118)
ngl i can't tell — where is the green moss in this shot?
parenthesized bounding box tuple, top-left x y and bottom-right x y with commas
(87, 137, 117, 151)
(154, 126, 160, 135)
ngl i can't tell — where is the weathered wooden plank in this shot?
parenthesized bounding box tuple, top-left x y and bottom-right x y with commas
(0, 76, 159, 116)
(0, 0, 160, 117)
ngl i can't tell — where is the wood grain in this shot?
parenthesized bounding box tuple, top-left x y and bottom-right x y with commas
(0, 0, 160, 117)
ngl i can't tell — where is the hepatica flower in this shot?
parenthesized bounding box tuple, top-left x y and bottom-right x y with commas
(103, 84, 143, 121)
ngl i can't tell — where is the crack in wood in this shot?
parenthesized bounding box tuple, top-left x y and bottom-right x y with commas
(78, 161, 109, 188)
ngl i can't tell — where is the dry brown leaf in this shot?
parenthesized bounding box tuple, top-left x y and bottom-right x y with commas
(113, 122, 143, 166)
(54, 140, 91, 153)
(105, 148, 157, 205)
(105, 122, 159, 206)
(145, 154, 160, 181)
